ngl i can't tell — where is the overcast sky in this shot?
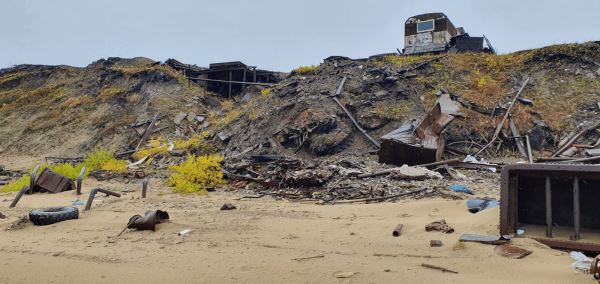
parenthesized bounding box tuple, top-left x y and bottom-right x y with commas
(1, 0, 599, 71)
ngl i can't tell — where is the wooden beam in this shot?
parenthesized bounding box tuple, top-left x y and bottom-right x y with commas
(187, 77, 274, 86)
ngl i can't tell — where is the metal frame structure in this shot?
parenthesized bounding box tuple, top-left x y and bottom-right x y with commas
(500, 163, 600, 252)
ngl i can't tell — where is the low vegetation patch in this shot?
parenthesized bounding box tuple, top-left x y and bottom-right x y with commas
(84, 148, 127, 173)
(293, 65, 318, 75)
(167, 154, 224, 193)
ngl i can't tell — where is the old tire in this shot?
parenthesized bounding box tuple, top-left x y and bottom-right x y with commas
(29, 207, 79, 226)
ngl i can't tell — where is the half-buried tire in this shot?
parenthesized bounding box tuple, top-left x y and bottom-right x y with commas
(29, 207, 79, 226)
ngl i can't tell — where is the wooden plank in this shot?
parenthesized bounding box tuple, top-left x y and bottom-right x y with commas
(135, 114, 158, 151)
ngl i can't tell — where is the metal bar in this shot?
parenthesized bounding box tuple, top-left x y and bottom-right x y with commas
(141, 177, 149, 198)
(525, 135, 534, 163)
(84, 188, 122, 211)
(508, 118, 527, 158)
(9, 186, 29, 208)
(29, 164, 41, 194)
(572, 177, 581, 241)
(187, 77, 274, 86)
(531, 237, 600, 253)
(545, 176, 552, 238)
(76, 166, 86, 195)
(335, 76, 347, 96)
(331, 77, 380, 148)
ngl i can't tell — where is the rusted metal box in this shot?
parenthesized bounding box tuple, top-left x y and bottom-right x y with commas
(501, 163, 600, 252)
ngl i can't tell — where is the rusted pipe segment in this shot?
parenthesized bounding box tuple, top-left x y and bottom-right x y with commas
(545, 176, 552, 238)
(84, 188, 122, 211)
(29, 164, 41, 194)
(141, 177, 148, 198)
(592, 256, 600, 280)
(9, 186, 30, 208)
(76, 166, 86, 195)
(392, 224, 403, 237)
(572, 177, 581, 241)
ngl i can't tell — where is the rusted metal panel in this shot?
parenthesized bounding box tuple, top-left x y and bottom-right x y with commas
(500, 163, 600, 252)
(34, 168, 75, 193)
(379, 94, 460, 166)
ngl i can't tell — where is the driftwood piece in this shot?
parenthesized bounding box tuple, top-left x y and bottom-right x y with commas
(357, 159, 459, 179)
(552, 120, 600, 157)
(421, 263, 458, 274)
(135, 114, 159, 151)
(326, 188, 427, 204)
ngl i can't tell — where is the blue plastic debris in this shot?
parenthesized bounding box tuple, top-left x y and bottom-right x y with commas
(467, 198, 499, 213)
(450, 184, 473, 195)
(72, 199, 85, 206)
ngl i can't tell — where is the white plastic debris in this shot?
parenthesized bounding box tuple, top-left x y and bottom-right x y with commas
(178, 229, 192, 236)
(570, 251, 592, 273)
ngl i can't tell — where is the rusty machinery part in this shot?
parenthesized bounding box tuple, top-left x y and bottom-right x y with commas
(84, 188, 122, 211)
(500, 163, 600, 253)
(29, 207, 79, 226)
(494, 244, 532, 259)
(591, 255, 600, 281)
(126, 210, 170, 231)
(9, 186, 30, 208)
(141, 177, 149, 198)
(392, 224, 403, 237)
(34, 168, 76, 193)
(76, 166, 86, 195)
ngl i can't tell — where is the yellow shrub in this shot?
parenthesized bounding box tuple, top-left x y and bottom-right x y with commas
(133, 133, 216, 159)
(260, 88, 272, 96)
(1, 176, 29, 192)
(0, 162, 87, 192)
(167, 154, 224, 193)
(47, 163, 87, 180)
(132, 144, 167, 160)
(292, 65, 318, 75)
(100, 159, 127, 173)
(84, 148, 127, 173)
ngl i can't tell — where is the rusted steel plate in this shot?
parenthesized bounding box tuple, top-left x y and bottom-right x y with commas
(34, 168, 75, 193)
(379, 94, 461, 166)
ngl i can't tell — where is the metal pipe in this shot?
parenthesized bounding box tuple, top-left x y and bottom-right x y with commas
(545, 176, 552, 238)
(84, 188, 122, 211)
(572, 177, 581, 241)
(141, 177, 149, 198)
(76, 166, 86, 195)
(9, 186, 30, 208)
(29, 164, 41, 194)
(525, 135, 534, 163)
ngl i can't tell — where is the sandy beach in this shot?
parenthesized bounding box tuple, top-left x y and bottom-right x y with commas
(0, 179, 591, 284)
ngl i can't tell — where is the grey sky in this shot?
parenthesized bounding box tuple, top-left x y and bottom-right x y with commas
(1, 0, 598, 72)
